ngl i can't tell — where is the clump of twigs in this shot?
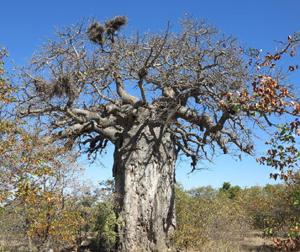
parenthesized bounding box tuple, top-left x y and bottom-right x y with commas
(87, 21, 105, 45)
(34, 74, 77, 100)
(87, 16, 127, 44)
(105, 16, 127, 36)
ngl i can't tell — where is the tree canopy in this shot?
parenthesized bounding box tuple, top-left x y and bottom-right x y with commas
(14, 16, 271, 166)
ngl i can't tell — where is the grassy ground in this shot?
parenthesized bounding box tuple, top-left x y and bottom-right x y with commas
(187, 230, 283, 252)
(0, 230, 284, 252)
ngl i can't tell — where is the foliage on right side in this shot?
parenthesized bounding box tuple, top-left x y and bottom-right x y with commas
(172, 174, 300, 252)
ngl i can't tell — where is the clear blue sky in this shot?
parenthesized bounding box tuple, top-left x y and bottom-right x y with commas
(1, 0, 299, 189)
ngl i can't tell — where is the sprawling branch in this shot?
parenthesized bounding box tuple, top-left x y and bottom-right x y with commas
(44, 121, 118, 144)
(115, 74, 140, 105)
(176, 106, 229, 133)
(14, 15, 295, 169)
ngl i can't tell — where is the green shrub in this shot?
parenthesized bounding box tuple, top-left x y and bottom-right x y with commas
(262, 173, 300, 251)
(171, 184, 251, 251)
(88, 179, 119, 252)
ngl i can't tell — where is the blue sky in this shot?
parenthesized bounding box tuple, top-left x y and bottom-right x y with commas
(1, 0, 299, 189)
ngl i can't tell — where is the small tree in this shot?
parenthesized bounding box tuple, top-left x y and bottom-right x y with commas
(172, 184, 250, 251)
(263, 172, 300, 251)
(88, 180, 120, 252)
(14, 16, 300, 251)
(0, 135, 88, 251)
(220, 182, 241, 199)
(0, 48, 87, 252)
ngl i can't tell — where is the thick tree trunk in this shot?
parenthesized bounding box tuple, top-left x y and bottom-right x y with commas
(113, 123, 176, 252)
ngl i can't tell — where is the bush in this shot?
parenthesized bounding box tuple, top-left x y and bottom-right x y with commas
(171, 184, 251, 251)
(237, 173, 300, 251)
(88, 180, 119, 252)
(263, 173, 300, 251)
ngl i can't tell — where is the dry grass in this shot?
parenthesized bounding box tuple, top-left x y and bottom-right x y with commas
(239, 230, 276, 252)
(183, 230, 284, 252)
(1, 230, 283, 252)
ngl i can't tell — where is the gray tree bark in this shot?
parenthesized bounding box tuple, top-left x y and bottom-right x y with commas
(113, 122, 176, 252)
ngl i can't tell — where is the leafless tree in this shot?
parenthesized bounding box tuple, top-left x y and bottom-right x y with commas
(15, 15, 284, 251)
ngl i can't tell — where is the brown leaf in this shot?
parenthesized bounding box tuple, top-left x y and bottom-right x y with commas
(290, 51, 295, 57)
(274, 54, 281, 61)
(289, 66, 295, 71)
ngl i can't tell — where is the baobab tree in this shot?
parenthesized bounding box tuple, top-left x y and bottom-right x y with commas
(15, 16, 299, 251)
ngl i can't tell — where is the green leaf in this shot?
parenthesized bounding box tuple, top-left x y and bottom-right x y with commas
(0, 206, 5, 213)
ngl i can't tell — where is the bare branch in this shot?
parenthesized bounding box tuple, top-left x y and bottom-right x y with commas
(176, 106, 229, 133)
(14, 15, 291, 169)
(44, 121, 118, 144)
(114, 73, 140, 105)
